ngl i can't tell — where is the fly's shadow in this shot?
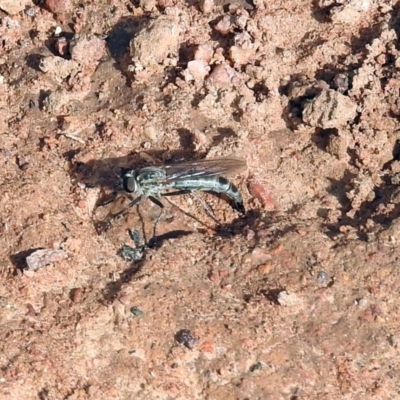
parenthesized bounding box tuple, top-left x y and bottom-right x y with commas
(101, 209, 301, 304)
(102, 228, 193, 303)
(147, 229, 193, 248)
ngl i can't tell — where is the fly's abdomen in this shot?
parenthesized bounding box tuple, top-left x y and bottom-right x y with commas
(172, 176, 245, 214)
(214, 177, 245, 214)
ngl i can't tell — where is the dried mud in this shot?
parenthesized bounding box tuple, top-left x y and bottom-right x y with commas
(1, 0, 400, 399)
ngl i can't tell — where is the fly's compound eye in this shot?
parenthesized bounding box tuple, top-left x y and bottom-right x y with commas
(122, 171, 137, 193)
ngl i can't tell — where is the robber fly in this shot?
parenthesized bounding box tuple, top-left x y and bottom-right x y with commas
(110, 157, 246, 226)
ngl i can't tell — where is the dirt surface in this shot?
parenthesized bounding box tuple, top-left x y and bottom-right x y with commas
(1, 0, 400, 398)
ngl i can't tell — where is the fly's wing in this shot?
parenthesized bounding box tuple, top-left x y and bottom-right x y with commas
(163, 157, 246, 182)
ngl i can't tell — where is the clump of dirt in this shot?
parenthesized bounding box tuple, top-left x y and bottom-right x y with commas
(1, 0, 400, 398)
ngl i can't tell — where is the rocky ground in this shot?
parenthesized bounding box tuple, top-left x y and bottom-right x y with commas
(1, 0, 400, 399)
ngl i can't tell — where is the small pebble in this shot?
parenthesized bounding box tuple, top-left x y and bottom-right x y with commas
(327, 132, 348, 159)
(248, 182, 277, 210)
(214, 16, 232, 35)
(277, 291, 301, 307)
(16, 155, 29, 170)
(69, 35, 106, 65)
(333, 73, 349, 93)
(44, 0, 73, 14)
(26, 249, 68, 271)
(77, 199, 86, 209)
(0, 0, 29, 15)
(130, 306, 144, 317)
(143, 125, 158, 142)
(229, 45, 256, 65)
(186, 60, 210, 82)
(388, 334, 399, 348)
(194, 44, 213, 63)
(302, 89, 357, 129)
(257, 263, 273, 274)
(139, 0, 156, 12)
(175, 329, 198, 349)
(129, 16, 180, 68)
(316, 271, 329, 284)
(24, 7, 36, 17)
(376, 53, 387, 65)
(70, 288, 83, 303)
(250, 362, 263, 372)
(55, 37, 69, 56)
(207, 64, 236, 87)
(356, 298, 368, 308)
(199, 0, 213, 13)
(157, 0, 174, 6)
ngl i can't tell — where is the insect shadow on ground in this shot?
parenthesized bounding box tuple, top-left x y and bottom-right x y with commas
(101, 229, 193, 303)
(101, 209, 298, 304)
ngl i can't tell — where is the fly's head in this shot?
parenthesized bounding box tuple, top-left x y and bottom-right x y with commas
(121, 169, 139, 193)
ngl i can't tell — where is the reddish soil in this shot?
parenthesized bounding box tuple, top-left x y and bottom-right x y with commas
(1, 0, 400, 398)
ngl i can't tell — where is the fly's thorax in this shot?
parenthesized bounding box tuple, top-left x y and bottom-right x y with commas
(122, 170, 138, 193)
(136, 167, 166, 184)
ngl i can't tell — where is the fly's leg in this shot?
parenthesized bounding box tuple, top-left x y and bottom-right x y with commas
(97, 191, 118, 207)
(128, 228, 143, 248)
(162, 196, 215, 230)
(162, 190, 221, 225)
(190, 191, 222, 225)
(117, 229, 146, 263)
(105, 195, 143, 227)
(148, 196, 164, 246)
